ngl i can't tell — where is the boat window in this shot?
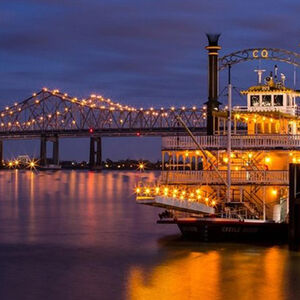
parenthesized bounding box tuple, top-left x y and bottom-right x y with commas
(274, 95, 283, 106)
(262, 95, 271, 106)
(250, 95, 260, 106)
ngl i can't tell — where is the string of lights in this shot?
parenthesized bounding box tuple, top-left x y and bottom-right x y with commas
(0, 88, 207, 135)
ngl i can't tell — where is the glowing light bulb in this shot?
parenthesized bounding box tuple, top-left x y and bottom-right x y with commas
(29, 161, 36, 168)
(265, 156, 271, 164)
(271, 189, 277, 196)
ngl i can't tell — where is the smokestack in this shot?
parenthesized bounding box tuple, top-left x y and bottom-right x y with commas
(205, 34, 221, 135)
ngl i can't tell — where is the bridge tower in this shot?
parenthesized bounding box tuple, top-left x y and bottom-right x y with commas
(40, 135, 47, 166)
(40, 135, 59, 167)
(205, 34, 222, 135)
(89, 137, 102, 170)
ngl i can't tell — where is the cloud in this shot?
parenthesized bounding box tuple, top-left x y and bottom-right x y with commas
(1, 0, 299, 106)
(1, 0, 300, 159)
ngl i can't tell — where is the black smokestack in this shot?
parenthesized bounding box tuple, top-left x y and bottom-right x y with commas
(205, 33, 221, 135)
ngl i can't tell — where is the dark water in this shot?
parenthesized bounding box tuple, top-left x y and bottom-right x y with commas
(0, 170, 300, 300)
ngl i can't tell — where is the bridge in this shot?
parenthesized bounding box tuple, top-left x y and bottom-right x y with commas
(1, 34, 300, 168)
(0, 88, 206, 167)
(0, 88, 206, 138)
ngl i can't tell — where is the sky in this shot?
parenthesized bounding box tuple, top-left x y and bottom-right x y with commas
(1, 0, 300, 161)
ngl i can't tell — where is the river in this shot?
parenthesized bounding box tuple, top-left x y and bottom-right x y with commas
(0, 170, 299, 300)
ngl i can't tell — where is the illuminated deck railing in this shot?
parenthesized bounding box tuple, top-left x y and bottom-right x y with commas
(233, 105, 300, 115)
(160, 170, 289, 186)
(162, 135, 300, 150)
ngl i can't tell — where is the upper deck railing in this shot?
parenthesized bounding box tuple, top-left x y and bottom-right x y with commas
(233, 105, 300, 116)
(160, 170, 289, 186)
(162, 135, 300, 150)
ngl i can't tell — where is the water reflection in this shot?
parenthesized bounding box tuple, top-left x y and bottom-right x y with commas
(0, 170, 300, 300)
(127, 244, 291, 300)
(0, 170, 159, 246)
(128, 250, 221, 299)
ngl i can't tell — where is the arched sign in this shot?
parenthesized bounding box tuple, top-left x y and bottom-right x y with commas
(219, 48, 300, 70)
(252, 49, 268, 58)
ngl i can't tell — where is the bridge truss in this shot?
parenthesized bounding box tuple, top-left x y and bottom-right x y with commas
(0, 88, 207, 139)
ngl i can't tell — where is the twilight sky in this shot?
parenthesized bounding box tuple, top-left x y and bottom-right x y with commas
(1, 0, 300, 161)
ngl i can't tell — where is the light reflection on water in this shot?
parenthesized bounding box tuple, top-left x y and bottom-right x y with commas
(0, 170, 300, 300)
(128, 242, 300, 300)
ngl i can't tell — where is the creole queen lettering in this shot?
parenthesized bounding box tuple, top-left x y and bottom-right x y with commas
(253, 49, 268, 58)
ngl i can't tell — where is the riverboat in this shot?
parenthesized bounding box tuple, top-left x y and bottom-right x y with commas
(135, 36, 300, 242)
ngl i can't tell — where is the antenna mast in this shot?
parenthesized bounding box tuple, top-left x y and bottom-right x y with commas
(227, 65, 232, 203)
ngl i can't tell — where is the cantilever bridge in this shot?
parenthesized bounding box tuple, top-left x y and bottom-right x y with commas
(0, 88, 207, 167)
(0, 88, 206, 138)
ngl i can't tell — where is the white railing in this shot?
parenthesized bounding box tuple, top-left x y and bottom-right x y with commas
(160, 170, 289, 185)
(232, 106, 248, 111)
(162, 135, 300, 150)
(233, 105, 300, 115)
